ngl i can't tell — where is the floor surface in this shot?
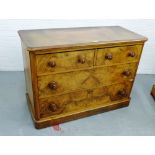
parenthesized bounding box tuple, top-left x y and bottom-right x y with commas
(0, 72, 155, 136)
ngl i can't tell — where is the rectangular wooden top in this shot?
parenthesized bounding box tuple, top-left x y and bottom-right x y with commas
(18, 26, 147, 51)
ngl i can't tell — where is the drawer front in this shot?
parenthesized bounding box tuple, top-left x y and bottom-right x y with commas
(96, 45, 143, 66)
(36, 49, 94, 75)
(37, 63, 137, 98)
(39, 82, 132, 118)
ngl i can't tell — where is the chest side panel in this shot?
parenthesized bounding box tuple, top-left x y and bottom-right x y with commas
(21, 43, 34, 109)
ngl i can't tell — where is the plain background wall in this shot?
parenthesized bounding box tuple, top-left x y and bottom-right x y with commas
(0, 19, 155, 74)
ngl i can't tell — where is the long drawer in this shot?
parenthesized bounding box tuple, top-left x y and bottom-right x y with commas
(39, 82, 133, 118)
(37, 62, 137, 98)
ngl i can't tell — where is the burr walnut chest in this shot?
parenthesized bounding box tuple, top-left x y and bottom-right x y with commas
(18, 26, 147, 129)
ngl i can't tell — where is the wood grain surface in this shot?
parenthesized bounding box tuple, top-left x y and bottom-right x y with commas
(37, 62, 137, 98)
(39, 82, 133, 118)
(18, 26, 147, 51)
(19, 26, 147, 128)
(96, 45, 143, 66)
(36, 49, 94, 75)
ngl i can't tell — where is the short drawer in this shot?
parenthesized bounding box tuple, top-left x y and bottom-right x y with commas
(36, 49, 94, 75)
(39, 82, 132, 118)
(95, 45, 143, 66)
(37, 63, 137, 98)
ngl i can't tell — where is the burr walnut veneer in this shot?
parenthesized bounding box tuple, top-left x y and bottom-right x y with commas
(18, 26, 147, 129)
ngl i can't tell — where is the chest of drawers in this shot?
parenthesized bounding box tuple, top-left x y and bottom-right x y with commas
(18, 26, 147, 129)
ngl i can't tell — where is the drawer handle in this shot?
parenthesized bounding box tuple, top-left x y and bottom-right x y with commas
(128, 51, 135, 57)
(78, 56, 86, 64)
(122, 70, 131, 76)
(48, 103, 58, 112)
(117, 89, 127, 97)
(48, 61, 56, 67)
(48, 81, 57, 90)
(105, 53, 113, 60)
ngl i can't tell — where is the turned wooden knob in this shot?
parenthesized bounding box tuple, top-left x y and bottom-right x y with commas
(48, 81, 57, 90)
(78, 56, 86, 64)
(48, 61, 56, 67)
(48, 103, 58, 112)
(117, 90, 126, 97)
(105, 53, 113, 60)
(122, 70, 131, 76)
(128, 51, 135, 57)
